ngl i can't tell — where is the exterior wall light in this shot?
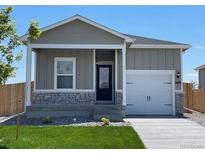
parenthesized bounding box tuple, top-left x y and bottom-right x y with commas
(177, 72, 180, 78)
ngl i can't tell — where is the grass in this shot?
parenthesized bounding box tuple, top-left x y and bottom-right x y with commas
(0, 126, 145, 149)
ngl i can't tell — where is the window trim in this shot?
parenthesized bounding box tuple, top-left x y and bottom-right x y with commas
(54, 57, 76, 90)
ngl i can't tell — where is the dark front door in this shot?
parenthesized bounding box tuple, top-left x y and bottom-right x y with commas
(96, 64, 112, 101)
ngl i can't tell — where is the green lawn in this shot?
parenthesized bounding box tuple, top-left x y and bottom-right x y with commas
(0, 126, 145, 149)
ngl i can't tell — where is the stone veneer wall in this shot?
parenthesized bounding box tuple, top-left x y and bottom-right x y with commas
(175, 92, 184, 116)
(115, 91, 123, 106)
(32, 91, 183, 117)
(31, 92, 96, 105)
(115, 91, 126, 116)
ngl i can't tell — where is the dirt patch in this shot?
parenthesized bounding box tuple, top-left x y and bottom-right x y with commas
(184, 112, 205, 127)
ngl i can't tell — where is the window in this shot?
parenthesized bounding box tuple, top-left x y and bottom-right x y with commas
(54, 58, 76, 89)
(99, 67, 109, 89)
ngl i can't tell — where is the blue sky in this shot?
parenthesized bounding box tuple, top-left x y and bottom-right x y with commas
(4, 5, 205, 84)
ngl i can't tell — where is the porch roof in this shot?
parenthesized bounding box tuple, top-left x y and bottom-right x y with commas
(124, 33, 191, 50)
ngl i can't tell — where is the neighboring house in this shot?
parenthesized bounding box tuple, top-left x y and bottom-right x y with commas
(20, 15, 191, 120)
(195, 64, 205, 89)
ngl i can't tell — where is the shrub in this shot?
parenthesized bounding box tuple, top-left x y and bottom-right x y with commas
(41, 116, 52, 124)
(101, 117, 110, 126)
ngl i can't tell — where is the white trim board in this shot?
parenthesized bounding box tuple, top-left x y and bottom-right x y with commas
(20, 15, 133, 42)
(33, 89, 95, 93)
(25, 41, 32, 107)
(93, 49, 96, 91)
(129, 44, 191, 50)
(34, 51, 37, 91)
(126, 70, 176, 75)
(180, 49, 183, 91)
(122, 42, 126, 106)
(30, 44, 124, 49)
(115, 49, 118, 91)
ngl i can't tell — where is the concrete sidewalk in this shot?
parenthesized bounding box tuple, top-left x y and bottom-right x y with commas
(124, 118, 205, 149)
(0, 116, 14, 124)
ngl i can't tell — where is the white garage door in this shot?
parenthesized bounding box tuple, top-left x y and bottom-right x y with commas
(126, 71, 175, 115)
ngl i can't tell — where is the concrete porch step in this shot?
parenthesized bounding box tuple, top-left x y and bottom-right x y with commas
(26, 104, 125, 121)
(93, 113, 123, 121)
(27, 105, 93, 111)
(94, 104, 122, 110)
(26, 105, 93, 118)
(26, 110, 93, 118)
(93, 106, 124, 121)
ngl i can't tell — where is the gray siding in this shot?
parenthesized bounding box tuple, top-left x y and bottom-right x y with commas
(126, 48, 181, 90)
(199, 68, 205, 89)
(36, 49, 93, 89)
(96, 50, 115, 62)
(31, 19, 124, 44)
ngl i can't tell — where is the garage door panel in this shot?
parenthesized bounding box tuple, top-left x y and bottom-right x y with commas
(126, 72, 174, 115)
(128, 104, 171, 115)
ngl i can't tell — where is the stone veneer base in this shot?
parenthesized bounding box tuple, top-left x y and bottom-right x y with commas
(28, 91, 125, 121)
(175, 92, 184, 117)
(31, 92, 96, 105)
(29, 91, 182, 119)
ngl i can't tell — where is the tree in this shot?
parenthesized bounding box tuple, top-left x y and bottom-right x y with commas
(0, 6, 42, 140)
(190, 80, 198, 89)
(0, 6, 41, 84)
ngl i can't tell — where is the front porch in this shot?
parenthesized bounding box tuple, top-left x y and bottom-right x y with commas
(25, 44, 127, 120)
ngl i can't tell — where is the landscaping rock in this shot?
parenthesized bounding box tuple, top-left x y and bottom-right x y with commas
(0, 114, 129, 126)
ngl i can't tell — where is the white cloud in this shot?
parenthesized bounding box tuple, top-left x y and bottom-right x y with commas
(184, 73, 198, 77)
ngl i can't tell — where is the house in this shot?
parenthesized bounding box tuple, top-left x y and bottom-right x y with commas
(195, 64, 205, 89)
(20, 15, 191, 120)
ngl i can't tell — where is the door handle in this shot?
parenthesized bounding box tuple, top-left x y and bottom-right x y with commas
(126, 82, 133, 84)
(147, 96, 151, 101)
(127, 104, 134, 106)
(164, 104, 172, 106)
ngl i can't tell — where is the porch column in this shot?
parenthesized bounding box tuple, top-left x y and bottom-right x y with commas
(25, 40, 32, 109)
(122, 42, 126, 106)
(93, 49, 96, 90)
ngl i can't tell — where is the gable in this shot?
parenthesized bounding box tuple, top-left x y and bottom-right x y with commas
(31, 19, 124, 44)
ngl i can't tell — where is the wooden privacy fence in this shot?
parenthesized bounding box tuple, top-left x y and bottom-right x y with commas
(0, 82, 25, 116)
(184, 83, 205, 113)
(0, 82, 34, 116)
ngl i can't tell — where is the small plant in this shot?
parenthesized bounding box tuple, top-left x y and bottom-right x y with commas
(41, 116, 53, 124)
(101, 117, 110, 126)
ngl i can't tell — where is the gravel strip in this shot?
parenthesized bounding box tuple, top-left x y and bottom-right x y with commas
(0, 114, 130, 126)
(184, 112, 205, 127)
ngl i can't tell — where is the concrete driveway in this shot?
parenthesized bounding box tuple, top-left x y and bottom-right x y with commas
(124, 118, 205, 149)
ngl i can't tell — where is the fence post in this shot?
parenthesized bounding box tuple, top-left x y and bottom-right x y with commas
(190, 84, 193, 110)
(203, 90, 205, 113)
(200, 89, 205, 113)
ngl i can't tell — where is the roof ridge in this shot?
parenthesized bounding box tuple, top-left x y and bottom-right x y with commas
(123, 33, 190, 46)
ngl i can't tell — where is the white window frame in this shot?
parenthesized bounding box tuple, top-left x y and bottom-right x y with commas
(54, 57, 76, 90)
